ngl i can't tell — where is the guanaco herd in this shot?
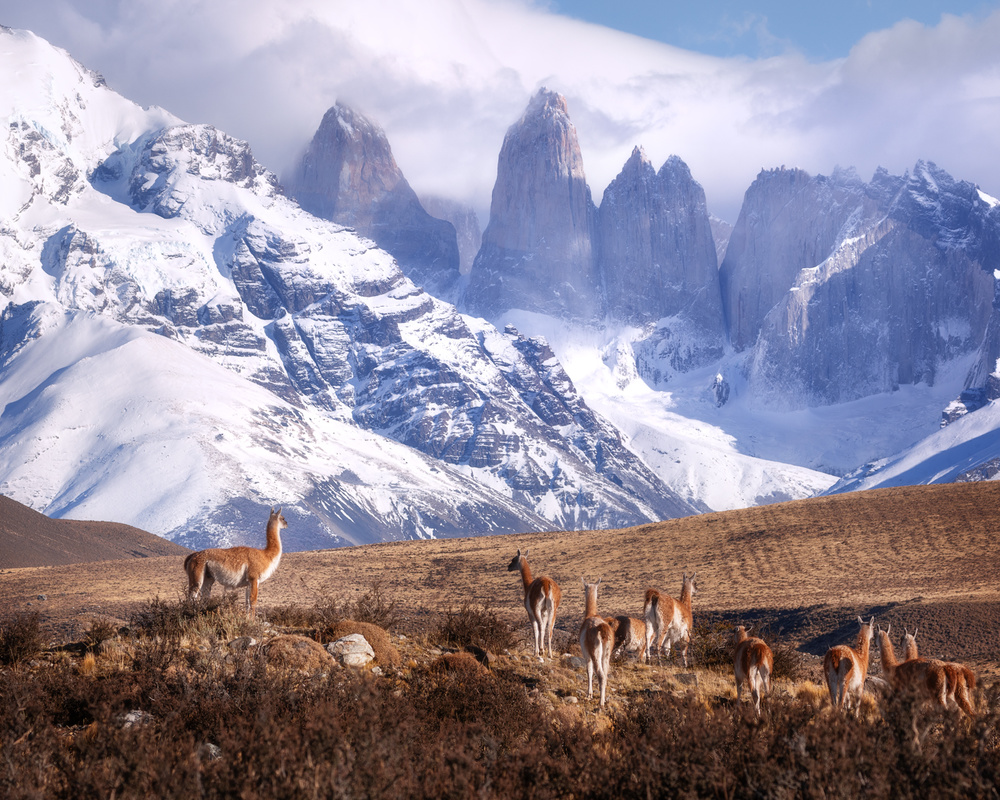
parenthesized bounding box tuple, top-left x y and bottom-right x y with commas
(181, 512, 979, 717)
(506, 548, 980, 716)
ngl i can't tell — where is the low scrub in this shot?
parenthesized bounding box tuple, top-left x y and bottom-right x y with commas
(436, 602, 516, 654)
(0, 610, 43, 667)
(2, 596, 998, 799)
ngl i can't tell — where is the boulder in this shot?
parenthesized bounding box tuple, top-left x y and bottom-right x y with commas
(327, 633, 376, 668)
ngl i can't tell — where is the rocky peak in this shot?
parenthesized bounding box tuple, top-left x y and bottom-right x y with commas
(597, 148, 723, 335)
(463, 88, 600, 320)
(719, 166, 867, 351)
(287, 102, 460, 294)
(739, 162, 999, 408)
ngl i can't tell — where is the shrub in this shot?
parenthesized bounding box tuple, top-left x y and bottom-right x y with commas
(0, 610, 43, 667)
(349, 577, 400, 630)
(437, 602, 516, 654)
(83, 617, 118, 653)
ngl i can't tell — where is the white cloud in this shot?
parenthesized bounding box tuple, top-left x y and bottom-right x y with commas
(2, 0, 999, 224)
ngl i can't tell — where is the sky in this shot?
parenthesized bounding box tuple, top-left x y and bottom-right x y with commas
(1, 0, 999, 224)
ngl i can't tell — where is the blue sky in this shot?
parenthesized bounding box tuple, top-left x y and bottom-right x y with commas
(2, 0, 1000, 222)
(551, 0, 999, 59)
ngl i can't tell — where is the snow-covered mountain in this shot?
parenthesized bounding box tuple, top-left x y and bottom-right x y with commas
(0, 27, 702, 549)
(6, 25, 998, 551)
(450, 89, 1000, 505)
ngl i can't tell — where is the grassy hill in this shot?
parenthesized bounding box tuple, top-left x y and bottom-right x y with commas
(2, 482, 998, 669)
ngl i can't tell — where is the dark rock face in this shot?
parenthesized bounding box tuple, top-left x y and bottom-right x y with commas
(464, 89, 601, 320)
(720, 167, 869, 352)
(598, 148, 722, 329)
(287, 103, 460, 294)
(728, 163, 1000, 407)
(420, 195, 482, 276)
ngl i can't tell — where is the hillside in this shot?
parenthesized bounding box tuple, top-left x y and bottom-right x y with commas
(2, 482, 998, 673)
(0, 495, 189, 569)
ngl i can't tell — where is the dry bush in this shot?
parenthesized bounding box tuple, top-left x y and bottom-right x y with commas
(349, 578, 400, 630)
(83, 617, 118, 653)
(327, 620, 401, 668)
(265, 602, 321, 629)
(436, 602, 516, 654)
(262, 634, 335, 673)
(0, 610, 43, 667)
(0, 654, 998, 799)
(690, 620, 734, 670)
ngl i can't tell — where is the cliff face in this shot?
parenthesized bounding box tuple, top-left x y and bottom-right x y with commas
(598, 148, 721, 324)
(464, 89, 601, 320)
(719, 167, 870, 352)
(733, 163, 1000, 407)
(287, 103, 460, 293)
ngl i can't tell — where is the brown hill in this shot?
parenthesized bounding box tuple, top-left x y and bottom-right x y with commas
(1, 483, 998, 673)
(0, 495, 189, 568)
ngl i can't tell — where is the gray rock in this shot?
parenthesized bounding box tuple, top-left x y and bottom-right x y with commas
(287, 102, 460, 294)
(465, 89, 601, 321)
(327, 633, 375, 668)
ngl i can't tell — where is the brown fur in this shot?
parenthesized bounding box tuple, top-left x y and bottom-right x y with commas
(605, 615, 647, 662)
(878, 626, 949, 709)
(823, 616, 874, 714)
(185, 507, 286, 615)
(580, 579, 613, 708)
(901, 627, 976, 714)
(507, 549, 562, 659)
(734, 625, 773, 716)
(644, 572, 696, 666)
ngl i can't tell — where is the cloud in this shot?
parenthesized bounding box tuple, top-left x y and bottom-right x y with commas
(2, 0, 999, 224)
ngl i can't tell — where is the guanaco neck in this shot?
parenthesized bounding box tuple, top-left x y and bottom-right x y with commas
(878, 631, 898, 677)
(680, 580, 693, 621)
(584, 585, 599, 618)
(518, 560, 533, 592)
(857, 627, 872, 669)
(264, 517, 283, 556)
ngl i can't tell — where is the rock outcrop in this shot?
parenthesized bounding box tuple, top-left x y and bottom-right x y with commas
(287, 103, 460, 294)
(420, 195, 482, 276)
(729, 163, 1000, 407)
(720, 167, 868, 352)
(597, 148, 726, 380)
(464, 89, 601, 320)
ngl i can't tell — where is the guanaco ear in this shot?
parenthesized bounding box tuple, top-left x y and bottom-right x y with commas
(885, 623, 891, 636)
(581, 577, 587, 587)
(596, 577, 601, 587)
(913, 626, 918, 638)
(857, 615, 864, 626)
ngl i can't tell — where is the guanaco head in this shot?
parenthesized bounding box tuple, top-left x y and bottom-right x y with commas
(507, 549, 527, 572)
(269, 506, 288, 529)
(734, 625, 749, 644)
(682, 571, 698, 596)
(857, 615, 875, 644)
